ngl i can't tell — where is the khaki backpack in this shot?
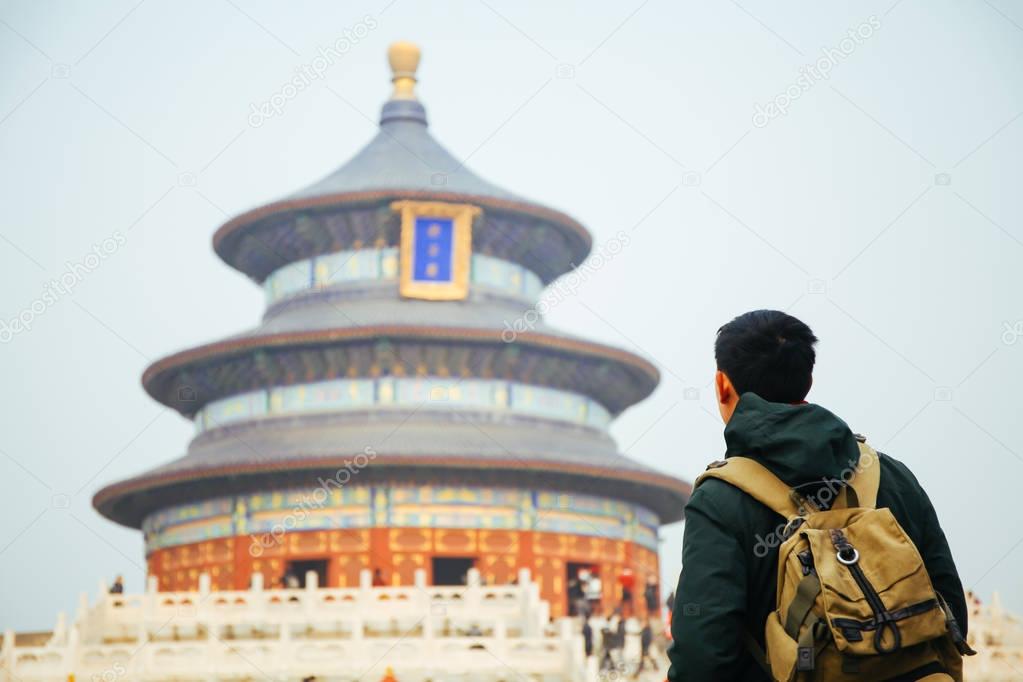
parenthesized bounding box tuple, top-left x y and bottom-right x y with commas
(695, 437, 975, 681)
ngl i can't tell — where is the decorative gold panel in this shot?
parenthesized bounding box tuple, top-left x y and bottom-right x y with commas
(480, 530, 518, 554)
(289, 530, 328, 555)
(393, 200, 480, 301)
(330, 529, 370, 552)
(434, 528, 476, 553)
(390, 527, 431, 550)
(534, 532, 568, 556)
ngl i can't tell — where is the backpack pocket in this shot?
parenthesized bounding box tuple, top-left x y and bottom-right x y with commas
(764, 609, 798, 682)
(804, 509, 948, 656)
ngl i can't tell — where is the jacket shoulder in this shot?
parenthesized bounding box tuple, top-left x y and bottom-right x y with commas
(873, 451, 936, 531)
(876, 451, 925, 494)
(687, 472, 781, 529)
(689, 474, 748, 508)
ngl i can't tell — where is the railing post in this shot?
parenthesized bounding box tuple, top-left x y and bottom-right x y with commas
(75, 591, 90, 638)
(66, 620, 79, 679)
(250, 571, 263, 619)
(304, 570, 318, 620)
(53, 612, 66, 645)
(413, 568, 427, 613)
(2, 629, 15, 676)
(558, 617, 581, 681)
(537, 600, 550, 636)
(517, 567, 534, 636)
(466, 567, 481, 613)
(359, 568, 372, 612)
(198, 573, 211, 597)
(517, 567, 531, 586)
(197, 573, 211, 642)
(142, 577, 157, 646)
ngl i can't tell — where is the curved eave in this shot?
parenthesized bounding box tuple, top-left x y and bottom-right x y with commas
(141, 325, 661, 415)
(212, 189, 592, 282)
(93, 455, 692, 529)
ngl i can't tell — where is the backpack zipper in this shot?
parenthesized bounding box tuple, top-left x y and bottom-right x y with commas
(829, 529, 902, 653)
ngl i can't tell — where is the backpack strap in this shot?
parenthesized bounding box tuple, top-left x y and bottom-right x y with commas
(696, 458, 807, 675)
(840, 439, 881, 509)
(695, 457, 802, 518)
(698, 439, 882, 514)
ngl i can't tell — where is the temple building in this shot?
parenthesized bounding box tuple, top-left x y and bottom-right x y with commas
(91, 41, 691, 618)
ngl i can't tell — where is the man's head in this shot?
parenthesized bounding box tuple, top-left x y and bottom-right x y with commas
(714, 310, 818, 422)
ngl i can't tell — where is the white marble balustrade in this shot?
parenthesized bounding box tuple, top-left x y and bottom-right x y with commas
(1, 568, 588, 682)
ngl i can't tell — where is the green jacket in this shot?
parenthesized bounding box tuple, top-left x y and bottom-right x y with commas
(666, 393, 967, 681)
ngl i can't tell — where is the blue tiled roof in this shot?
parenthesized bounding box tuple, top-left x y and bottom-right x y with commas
(289, 99, 525, 203)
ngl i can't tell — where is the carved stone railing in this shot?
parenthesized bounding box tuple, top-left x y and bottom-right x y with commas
(1, 568, 587, 682)
(963, 593, 1023, 682)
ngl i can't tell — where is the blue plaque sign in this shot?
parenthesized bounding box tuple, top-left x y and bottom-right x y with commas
(411, 217, 454, 283)
(393, 200, 480, 300)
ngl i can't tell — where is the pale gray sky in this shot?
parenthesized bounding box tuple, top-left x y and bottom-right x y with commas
(1, 0, 1021, 632)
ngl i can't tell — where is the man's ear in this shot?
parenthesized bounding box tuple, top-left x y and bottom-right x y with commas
(715, 370, 732, 406)
(715, 370, 740, 423)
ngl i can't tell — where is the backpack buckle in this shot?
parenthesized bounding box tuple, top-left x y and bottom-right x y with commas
(796, 646, 815, 671)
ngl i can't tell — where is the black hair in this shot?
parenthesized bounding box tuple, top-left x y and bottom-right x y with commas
(715, 310, 818, 403)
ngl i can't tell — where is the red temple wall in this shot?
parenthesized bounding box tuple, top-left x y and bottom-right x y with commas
(147, 527, 661, 618)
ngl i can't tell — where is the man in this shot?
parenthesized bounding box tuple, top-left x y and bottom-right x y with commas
(108, 575, 124, 594)
(568, 569, 586, 617)
(643, 574, 659, 617)
(600, 607, 625, 673)
(667, 310, 967, 680)
(634, 616, 658, 678)
(618, 567, 636, 614)
(584, 569, 603, 614)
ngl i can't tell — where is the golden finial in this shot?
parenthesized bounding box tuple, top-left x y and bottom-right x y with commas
(388, 41, 421, 100)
